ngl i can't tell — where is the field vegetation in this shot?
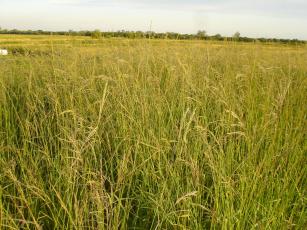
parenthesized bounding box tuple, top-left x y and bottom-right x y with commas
(0, 35, 306, 229)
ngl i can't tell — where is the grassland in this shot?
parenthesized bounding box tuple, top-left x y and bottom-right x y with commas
(0, 35, 306, 229)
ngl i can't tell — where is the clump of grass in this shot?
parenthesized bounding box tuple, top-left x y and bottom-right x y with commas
(0, 37, 306, 229)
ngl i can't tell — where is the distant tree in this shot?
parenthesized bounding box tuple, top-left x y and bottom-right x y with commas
(0, 27, 305, 44)
(212, 34, 223, 40)
(233, 31, 241, 40)
(196, 30, 207, 39)
(91, 29, 102, 39)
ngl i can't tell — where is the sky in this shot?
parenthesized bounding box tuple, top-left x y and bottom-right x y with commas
(0, 0, 306, 39)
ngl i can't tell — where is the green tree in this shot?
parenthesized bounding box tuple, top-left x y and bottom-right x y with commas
(212, 34, 223, 40)
(196, 30, 207, 39)
(233, 31, 240, 40)
(91, 29, 102, 39)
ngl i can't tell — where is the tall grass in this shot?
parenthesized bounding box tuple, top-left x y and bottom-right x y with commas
(0, 38, 306, 229)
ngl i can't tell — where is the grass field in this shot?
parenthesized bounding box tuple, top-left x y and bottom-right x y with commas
(0, 35, 306, 229)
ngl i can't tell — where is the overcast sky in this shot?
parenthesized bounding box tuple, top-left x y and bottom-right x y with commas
(0, 0, 306, 39)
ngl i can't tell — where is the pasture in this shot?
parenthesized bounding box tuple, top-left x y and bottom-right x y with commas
(0, 35, 306, 229)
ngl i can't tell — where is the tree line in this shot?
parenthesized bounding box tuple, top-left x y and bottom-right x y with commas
(0, 27, 305, 44)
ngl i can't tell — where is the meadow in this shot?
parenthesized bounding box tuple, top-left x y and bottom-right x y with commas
(0, 35, 306, 229)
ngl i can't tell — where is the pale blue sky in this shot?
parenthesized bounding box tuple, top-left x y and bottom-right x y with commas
(0, 0, 306, 39)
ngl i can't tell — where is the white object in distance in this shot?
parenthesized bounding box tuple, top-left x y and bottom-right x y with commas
(0, 49, 8, 55)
